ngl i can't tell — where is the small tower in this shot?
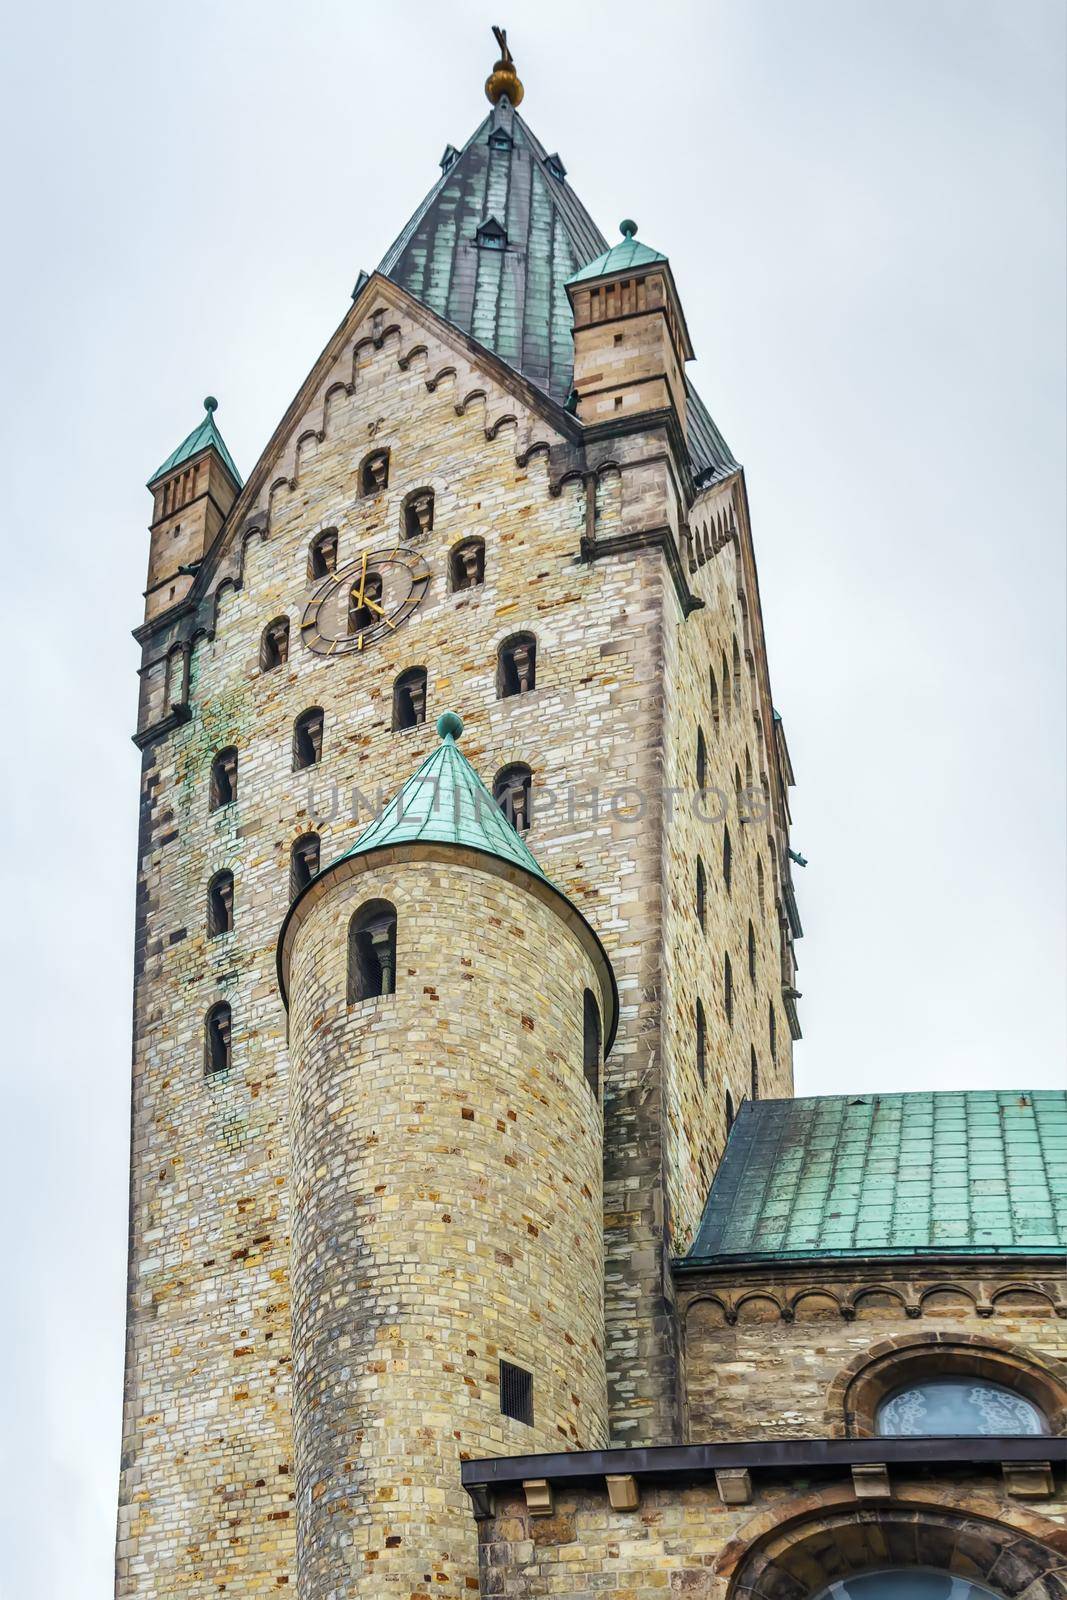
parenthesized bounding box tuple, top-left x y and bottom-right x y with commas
(278, 713, 616, 1599)
(565, 220, 694, 428)
(143, 396, 241, 623)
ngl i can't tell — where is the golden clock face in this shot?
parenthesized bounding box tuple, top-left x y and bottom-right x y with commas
(300, 546, 431, 656)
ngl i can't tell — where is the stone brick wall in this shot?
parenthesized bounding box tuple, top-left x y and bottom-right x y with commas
(661, 476, 796, 1262)
(678, 1261, 1067, 1441)
(474, 1475, 1067, 1597)
(119, 274, 802, 1589)
(285, 848, 608, 1598)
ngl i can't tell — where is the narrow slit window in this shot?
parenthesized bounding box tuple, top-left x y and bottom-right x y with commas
(347, 900, 397, 1003)
(260, 616, 290, 671)
(732, 635, 742, 713)
(756, 853, 765, 915)
(724, 952, 734, 1026)
(695, 998, 706, 1085)
(308, 529, 338, 580)
(696, 727, 707, 791)
(207, 870, 234, 937)
(750, 1044, 760, 1101)
(709, 666, 720, 731)
(293, 708, 324, 770)
(499, 1360, 533, 1425)
(360, 449, 390, 494)
(725, 1089, 735, 1132)
(498, 633, 536, 698)
(403, 488, 434, 540)
(289, 833, 320, 898)
(209, 747, 237, 810)
(582, 989, 601, 1099)
(768, 999, 777, 1063)
(450, 538, 485, 591)
(493, 764, 533, 833)
(721, 650, 731, 722)
(349, 570, 384, 635)
(723, 824, 732, 895)
(392, 668, 427, 731)
(205, 1002, 231, 1075)
(696, 858, 706, 931)
(748, 921, 757, 984)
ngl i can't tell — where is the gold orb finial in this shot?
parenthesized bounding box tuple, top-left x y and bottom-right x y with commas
(485, 25, 524, 107)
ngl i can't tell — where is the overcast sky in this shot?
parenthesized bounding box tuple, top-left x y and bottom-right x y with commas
(1, 1, 1063, 1593)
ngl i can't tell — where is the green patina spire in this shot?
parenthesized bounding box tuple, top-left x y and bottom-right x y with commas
(149, 396, 243, 489)
(331, 711, 549, 883)
(565, 219, 668, 285)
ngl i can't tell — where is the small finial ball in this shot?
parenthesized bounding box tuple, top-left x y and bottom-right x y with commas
(620, 219, 638, 239)
(437, 710, 464, 741)
(203, 395, 218, 413)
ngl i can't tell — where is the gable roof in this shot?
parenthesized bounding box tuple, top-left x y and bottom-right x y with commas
(682, 1091, 1067, 1265)
(329, 710, 550, 884)
(378, 100, 738, 486)
(149, 397, 242, 489)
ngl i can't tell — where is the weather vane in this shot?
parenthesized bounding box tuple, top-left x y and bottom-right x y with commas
(485, 24, 524, 106)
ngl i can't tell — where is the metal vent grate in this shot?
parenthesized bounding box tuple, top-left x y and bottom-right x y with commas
(499, 1360, 533, 1425)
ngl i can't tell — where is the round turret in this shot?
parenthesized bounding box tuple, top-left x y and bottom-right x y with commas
(279, 716, 615, 1598)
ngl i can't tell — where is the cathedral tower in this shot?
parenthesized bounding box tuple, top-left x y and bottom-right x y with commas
(119, 32, 806, 1596)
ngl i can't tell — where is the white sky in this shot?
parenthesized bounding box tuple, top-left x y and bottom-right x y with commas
(1, 2, 1063, 1593)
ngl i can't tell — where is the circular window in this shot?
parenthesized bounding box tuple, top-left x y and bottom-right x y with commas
(816, 1573, 1002, 1600)
(877, 1377, 1047, 1436)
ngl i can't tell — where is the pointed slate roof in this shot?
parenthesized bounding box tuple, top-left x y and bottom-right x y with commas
(330, 710, 550, 883)
(681, 1091, 1067, 1265)
(377, 101, 738, 485)
(149, 397, 243, 489)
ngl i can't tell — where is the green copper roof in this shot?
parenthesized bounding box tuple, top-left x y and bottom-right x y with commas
(149, 396, 243, 489)
(566, 219, 668, 284)
(377, 102, 738, 486)
(684, 1091, 1067, 1264)
(330, 711, 549, 883)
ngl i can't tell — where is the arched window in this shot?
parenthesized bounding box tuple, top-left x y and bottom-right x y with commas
(745, 747, 754, 790)
(582, 989, 601, 1099)
(360, 448, 389, 494)
(402, 487, 434, 539)
(205, 1002, 231, 1074)
(293, 708, 324, 770)
(695, 998, 706, 1085)
(722, 823, 732, 894)
(347, 899, 397, 1002)
(393, 668, 427, 731)
(209, 747, 237, 810)
(450, 537, 485, 591)
(497, 633, 536, 698)
(878, 1378, 1048, 1438)
(750, 1044, 759, 1100)
(493, 764, 533, 833)
(696, 727, 707, 790)
(206, 870, 234, 937)
(725, 1089, 735, 1132)
(768, 998, 777, 1062)
(349, 569, 384, 634)
(259, 616, 290, 671)
(709, 666, 720, 731)
(721, 649, 731, 722)
(308, 529, 338, 580)
(696, 858, 706, 930)
(724, 952, 734, 1025)
(815, 1576, 1002, 1600)
(747, 920, 757, 983)
(732, 635, 742, 713)
(756, 852, 765, 914)
(289, 833, 320, 898)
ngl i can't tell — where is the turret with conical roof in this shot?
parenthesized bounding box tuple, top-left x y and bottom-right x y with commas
(279, 712, 615, 1598)
(143, 396, 242, 625)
